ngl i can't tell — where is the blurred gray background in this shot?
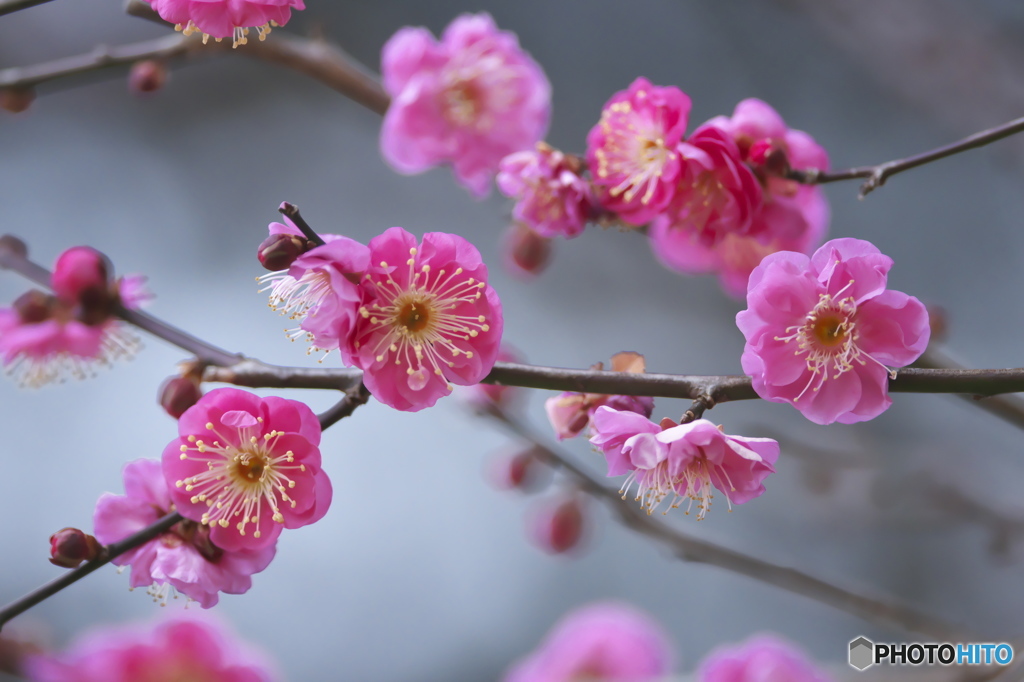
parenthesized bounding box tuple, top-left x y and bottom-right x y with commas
(2, 1, 1024, 679)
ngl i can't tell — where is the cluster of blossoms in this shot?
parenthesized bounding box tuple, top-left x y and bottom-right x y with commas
(504, 601, 833, 682)
(90, 388, 331, 607)
(0, 245, 150, 386)
(143, 0, 306, 48)
(259, 210, 503, 411)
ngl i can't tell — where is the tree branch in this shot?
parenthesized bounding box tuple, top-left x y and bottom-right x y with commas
(0, 0, 55, 17)
(316, 382, 370, 429)
(788, 115, 1024, 198)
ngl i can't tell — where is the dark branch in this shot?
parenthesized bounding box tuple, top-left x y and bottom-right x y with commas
(0, 0, 55, 17)
(317, 383, 371, 429)
(278, 203, 326, 247)
(788, 115, 1024, 198)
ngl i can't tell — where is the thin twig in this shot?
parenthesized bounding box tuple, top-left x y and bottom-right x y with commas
(915, 347, 1024, 431)
(0, 0, 55, 17)
(0, 512, 183, 632)
(279, 203, 326, 247)
(483, 407, 968, 639)
(788, 115, 1024, 198)
(317, 382, 371, 429)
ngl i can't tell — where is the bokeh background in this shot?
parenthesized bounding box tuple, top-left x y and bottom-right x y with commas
(2, 1, 1024, 679)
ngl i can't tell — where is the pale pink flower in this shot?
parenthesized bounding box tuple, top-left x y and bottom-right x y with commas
(589, 407, 778, 519)
(381, 13, 551, 197)
(24, 613, 279, 682)
(497, 143, 594, 238)
(145, 0, 304, 48)
(162, 388, 332, 551)
(698, 635, 833, 682)
(737, 238, 930, 424)
(586, 77, 692, 225)
(347, 227, 503, 411)
(545, 351, 653, 440)
(94, 459, 275, 608)
(504, 602, 673, 682)
(259, 213, 370, 356)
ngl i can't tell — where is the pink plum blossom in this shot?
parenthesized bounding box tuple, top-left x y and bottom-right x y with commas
(347, 227, 503, 411)
(381, 13, 551, 197)
(162, 388, 332, 551)
(698, 635, 833, 682)
(736, 238, 930, 424)
(145, 0, 305, 48)
(94, 459, 275, 608)
(586, 77, 692, 225)
(50, 247, 109, 303)
(589, 407, 778, 519)
(545, 351, 653, 440)
(24, 613, 279, 682)
(497, 143, 595, 238)
(259, 212, 370, 356)
(504, 602, 673, 682)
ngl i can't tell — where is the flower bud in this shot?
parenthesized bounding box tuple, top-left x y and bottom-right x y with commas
(486, 448, 547, 492)
(13, 290, 55, 324)
(49, 527, 101, 568)
(528, 495, 586, 555)
(0, 87, 34, 114)
(51, 247, 110, 304)
(128, 60, 168, 95)
(748, 138, 790, 176)
(503, 223, 551, 278)
(258, 233, 309, 271)
(159, 376, 203, 419)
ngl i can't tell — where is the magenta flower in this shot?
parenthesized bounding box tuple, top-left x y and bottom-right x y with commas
(259, 213, 370, 356)
(162, 388, 332, 551)
(145, 0, 304, 48)
(586, 78, 692, 225)
(497, 143, 595, 238)
(24, 613, 279, 682)
(94, 459, 275, 608)
(50, 247, 109, 303)
(737, 238, 930, 424)
(381, 13, 551, 197)
(545, 352, 653, 440)
(590, 407, 778, 519)
(698, 635, 833, 682)
(504, 602, 673, 682)
(347, 227, 503, 411)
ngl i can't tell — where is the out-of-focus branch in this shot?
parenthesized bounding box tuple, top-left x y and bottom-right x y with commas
(480, 405, 967, 639)
(788, 115, 1024, 198)
(915, 347, 1024, 431)
(0, 0, 55, 17)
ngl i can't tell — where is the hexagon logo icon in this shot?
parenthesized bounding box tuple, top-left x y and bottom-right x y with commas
(849, 636, 875, 671)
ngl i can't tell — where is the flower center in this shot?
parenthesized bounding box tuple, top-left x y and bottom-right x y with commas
(398, 300, 432, 333)
(175, 20, 276, 49)
(619, 455, 727, 520)
(593, 99, 672, 206)
(442, 80, 481, 127)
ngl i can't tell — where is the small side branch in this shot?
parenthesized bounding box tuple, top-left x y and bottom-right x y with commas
(0, 0, 55, 17)
(279, 203, 326, 247)
(317, 382, 370, 429)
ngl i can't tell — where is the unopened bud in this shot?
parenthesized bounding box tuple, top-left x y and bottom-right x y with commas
(128, 60, 168, 95)
(0, 235, 28, 259)
(748, 138, 790, 176)
(159, 376, 203, 418)
(0, 87, 35, 114)
(528, 495, 586, 555)
(258, 233, 309, 271)
(49, 527, 101, 568)
(486, 448, 547, 492)
(13, 290, 55, 324)
(51, 247, 111, 304)
(503, 223, 551, 278)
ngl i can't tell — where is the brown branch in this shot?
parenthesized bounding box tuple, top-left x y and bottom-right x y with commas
(316, 382, 370, 429)
(788, 115, 1024, 198)
(482, 406, 968, 639)
(279, 203, 326, 247)
(0, 0, 55, 17)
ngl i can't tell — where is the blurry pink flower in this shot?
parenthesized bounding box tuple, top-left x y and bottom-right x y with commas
(94, 459, 275, 608)
(347, 227, 503, 411)
(586, 77, 691, 225)
(162, 388, 332, 551)
(381, 13, 551, 197)
(545, 351, 653, 440)
(259, 213, 370, 355)
(24, 613, 279, 682)
(502, 222, 552, 279)
(590, 407, 778, 519)
(736, 238, 930, 424)
(527, 494, 587, 555)
(145, 0, 304, 48)
(51, 247, 109, 304)
(698, 635, 833, 682)
(504, 602, 673, 682)
(497, 143, 594, 238)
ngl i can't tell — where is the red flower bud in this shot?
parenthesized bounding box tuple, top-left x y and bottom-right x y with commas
(13, 290, 55, 324)
(528, 495, 586, 555)
(748, 138, 790, 176)
(49, 527, 101, 568)
(159, 376, 203, 419)
(0, 87, 35, 114)
(128, 60, 169, 95)
(258, 233, 310, 272)
(486, 448, 547, 492)
(503, 223, 551, 278)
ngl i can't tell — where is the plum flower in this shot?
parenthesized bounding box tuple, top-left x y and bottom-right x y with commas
(145, 0, 305, 48)
(347, 227, 503, 411)
(736, 238, 930, 424)
(698, 635, 833, 682)
(503, 602, 673, 682)
(497, 143, 595, 238)
(589, 407, 778, 519)
(545, 351, 653, 440)
(94, 459, 275, 608)
(586, 77, 691, 225)
(258, 212, 370, 357)
(24, 613, 279, 682)
(162, 388, 332, 551)
(381, 13, 551, 197)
